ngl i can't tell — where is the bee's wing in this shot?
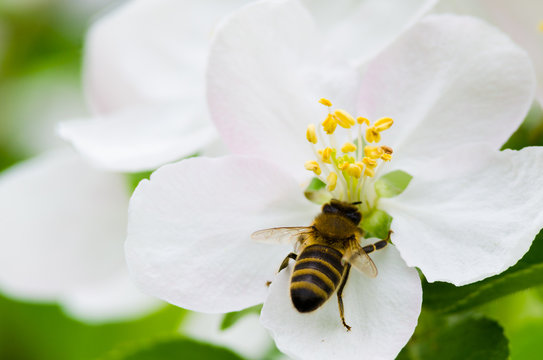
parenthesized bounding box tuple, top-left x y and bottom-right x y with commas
(343, 240, 378, 278)
(251, 227, 313, 245)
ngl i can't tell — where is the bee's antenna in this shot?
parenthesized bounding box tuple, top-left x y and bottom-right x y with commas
(351, 201, 362, 205)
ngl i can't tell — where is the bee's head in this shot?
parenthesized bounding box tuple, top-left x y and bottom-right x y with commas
(322, 199, 362, 225)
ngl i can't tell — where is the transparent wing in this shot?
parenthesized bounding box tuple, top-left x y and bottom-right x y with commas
(343, 240, 378, 278)
(251, 227, 313, 245)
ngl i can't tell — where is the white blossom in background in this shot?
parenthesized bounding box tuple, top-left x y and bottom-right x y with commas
(436, 0, 543, 104)
(57, 0, 250, 172)
(124, 1, 543, 359)
(0, 150, 161, 322)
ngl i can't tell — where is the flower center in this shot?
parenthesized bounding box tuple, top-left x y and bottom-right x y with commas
(304, 98, 395, 215)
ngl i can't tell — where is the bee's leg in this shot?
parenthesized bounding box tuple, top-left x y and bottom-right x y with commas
(337, 264, 352, 331)
(277, 253, 297, 273)
(362, 230, 393, 254)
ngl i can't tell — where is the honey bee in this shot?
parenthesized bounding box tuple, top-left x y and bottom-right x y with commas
(252, 199, 391, 330)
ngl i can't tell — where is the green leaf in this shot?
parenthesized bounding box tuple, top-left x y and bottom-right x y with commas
(403, 316, 509, 360)
(0, 293, 186, 360)
(104, 337, 246, 360)
(502, 102, 543, 150)
(360, 209, 392, 239)
(220, 304, 262, 331)
(126, 170, 153, 193)
(374, 170, 412, 198)
(423, 229, 543, 313)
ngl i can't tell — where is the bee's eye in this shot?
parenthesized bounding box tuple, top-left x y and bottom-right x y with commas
(322, 203, 339, 215)
(344, 212, 361, 225)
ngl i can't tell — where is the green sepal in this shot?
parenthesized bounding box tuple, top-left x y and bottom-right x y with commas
(304, 177, 332, 205)
(220, 304, 262, 331)
(360, 209, 392, 239)
(374, 170, 412, 198)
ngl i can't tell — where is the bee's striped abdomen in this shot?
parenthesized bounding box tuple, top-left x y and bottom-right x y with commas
(290, 244, 344, 312)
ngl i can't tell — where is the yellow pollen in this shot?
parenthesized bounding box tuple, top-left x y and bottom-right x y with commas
(346, 164, 362, 178)
(357, 116, 369, 125)
(334, 109, 356, 128)
(364, 167, 375, 177)
(341, 142, 357, 153)
(319, 98, 333, 107)
(362, 157, 377, 168)
(364, 146, 383, 159)
(381, 153, 392, 161)
(306, 124, 318, 144)
(366, 127, 381, 143)
(373, 117, 394, 132)
(304, 160, 321, 175)
(318, 147, 333, 164)
(322, 114, 338, 134)
(327, 172, 338, 191)
(338, 162, 350, 171)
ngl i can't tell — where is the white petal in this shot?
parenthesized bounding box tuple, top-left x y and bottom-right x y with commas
(85, 0, 248, 113)
(0, 150, 128, 301)
(207, 0, 321, 177)
(261, 246, 421, 360)
(358, 15, 536, 175)
(301, 0, 437, 65)
(182, 312, 273, 360)
(380, 145, 543, 285)
(60, 267, 163, 323)
(436, 0, 543, 103)
(58, 103, 217, 172)
(126, 156, 318, 313)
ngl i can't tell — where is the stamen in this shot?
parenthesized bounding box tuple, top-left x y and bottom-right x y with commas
(322, 114, 338, 134)
(373, 117, 394, 132)
(364, 167, 375, 178)
(366, 127, 381, 143)
(362, 157, 377, 168)
(304, 160, 321, 175)
(341, 142, 357, 153)
(380, 145, 393, 155)
(364, 146, 383, 159)
(357, 117, 369, 126)
(306, 124, 318, 144)
(334, 109, 356, 129)
(319, 98, 333, 107)
(327, 172, 338, 191)
(345, 164, 362, 179)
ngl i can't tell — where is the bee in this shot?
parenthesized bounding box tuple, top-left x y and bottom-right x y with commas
(252, 199, 391, 330)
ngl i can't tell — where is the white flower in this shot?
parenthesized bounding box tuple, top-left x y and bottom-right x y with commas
(436, 0, 543, 104)
(57, 0, 251, 172)
(57, 0, 436, 173)
(0, 150, 160, 322)
(126, 1, 541, 359)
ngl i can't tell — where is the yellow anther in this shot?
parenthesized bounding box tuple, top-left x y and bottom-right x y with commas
(341, 142, 357, 153)
(373, 117, 394, 132)
(381, 153, 392, 161)
(346, 164, 362, 179)
(321, 147, 334, 163)
(364, 146, 384, 159)
(362, 157, 377, 168)
(357, 117, 369, 125)
(319, 98, 333, 107)
(338, 162, 350, 171)
(366, 127, 381, 143)
(306, 124, 318, 144)
(327, 172, 337, 191)
(334, 109, 356, 128)
(539, 21, 543, 32)
(304, 160, 321, 175)
(322, 114, 338, 134)
(364, 167, 375, 177)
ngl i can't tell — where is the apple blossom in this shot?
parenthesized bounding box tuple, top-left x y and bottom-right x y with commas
(436, 0, 543, 104)
(57, 0, 437, 172)
(126, 1, 543, 359)
(0, 150, 160, 322)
